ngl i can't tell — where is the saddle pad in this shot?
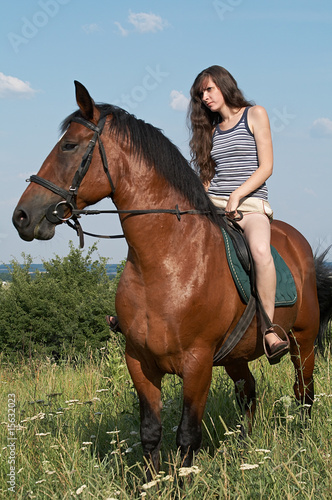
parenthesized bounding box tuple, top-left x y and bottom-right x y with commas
(221, 229, 297, 306)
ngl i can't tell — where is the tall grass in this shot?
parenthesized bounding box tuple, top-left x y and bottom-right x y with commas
(1, 336, 331, 499)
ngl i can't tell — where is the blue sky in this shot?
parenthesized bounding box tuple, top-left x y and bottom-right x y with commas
(1, 0, 331, 264)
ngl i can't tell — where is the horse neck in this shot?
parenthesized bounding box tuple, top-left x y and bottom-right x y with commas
(111, 153, 193, 259)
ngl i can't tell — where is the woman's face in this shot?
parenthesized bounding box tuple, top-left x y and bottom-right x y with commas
(199, 77, 224, 113)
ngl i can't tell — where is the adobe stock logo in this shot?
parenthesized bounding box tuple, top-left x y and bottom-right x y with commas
(7, 0, 71, 54)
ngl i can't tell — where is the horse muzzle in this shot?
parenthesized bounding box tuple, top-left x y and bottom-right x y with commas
(12, 204, 57, 241)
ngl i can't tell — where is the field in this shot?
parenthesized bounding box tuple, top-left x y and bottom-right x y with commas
(1, 335, 331, 499)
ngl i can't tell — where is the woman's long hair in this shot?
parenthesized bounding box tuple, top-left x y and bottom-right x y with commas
(188, 65, 253, 184)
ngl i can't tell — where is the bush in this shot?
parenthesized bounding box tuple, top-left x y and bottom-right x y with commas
(0, 242, 124, 359)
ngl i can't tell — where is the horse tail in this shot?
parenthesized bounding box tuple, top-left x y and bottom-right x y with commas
(314, 247, 332, 353)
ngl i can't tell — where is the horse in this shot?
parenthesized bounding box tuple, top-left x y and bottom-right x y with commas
(13, 81, 332, 477)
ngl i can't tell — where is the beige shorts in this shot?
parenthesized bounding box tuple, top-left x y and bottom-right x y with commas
(209, 195, 274, 221)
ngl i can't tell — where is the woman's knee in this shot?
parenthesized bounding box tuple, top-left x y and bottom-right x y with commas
(250, 241, 273, 265)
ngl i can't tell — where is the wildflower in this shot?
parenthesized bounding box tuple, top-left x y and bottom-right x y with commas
(240, 463, 259, 470)
(224, 431, 235, 436)
(142, 479, 159, 490)
(163, 475, 173, 482)
(82, 442, 93, 445)
(178, 465, 201, 476)
(125, 448, 133, 453)
(76, 484, 87, 495)
(279, 395, 292, 408)
(106, 430, 120, 434)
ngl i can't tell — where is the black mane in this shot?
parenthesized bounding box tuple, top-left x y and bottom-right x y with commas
(61, 104, 220, 225)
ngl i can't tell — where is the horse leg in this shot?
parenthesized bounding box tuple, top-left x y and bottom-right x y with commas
(225, 362, 256, 435)
(289, 333, 315, 416)
(177, 355, 213, 467)
(125, 350, 163, 480)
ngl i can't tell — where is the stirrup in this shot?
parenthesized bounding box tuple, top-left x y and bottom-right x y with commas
(263, 324, 290, 365)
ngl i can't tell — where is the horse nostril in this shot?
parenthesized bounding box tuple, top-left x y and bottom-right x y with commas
(12, 207, 30, 229)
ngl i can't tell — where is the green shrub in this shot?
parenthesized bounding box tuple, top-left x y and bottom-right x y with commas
(0, 242, 124, 359)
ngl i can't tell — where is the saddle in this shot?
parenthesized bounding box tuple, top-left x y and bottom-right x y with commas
(213, 215, 297, 364)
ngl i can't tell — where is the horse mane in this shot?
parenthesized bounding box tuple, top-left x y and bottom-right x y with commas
(61, 104, 220, 225)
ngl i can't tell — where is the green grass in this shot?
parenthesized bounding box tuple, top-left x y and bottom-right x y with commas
(1, 336, 331, 499)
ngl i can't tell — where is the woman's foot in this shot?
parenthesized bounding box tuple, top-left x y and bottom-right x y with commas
(263, 327, 289, 365)
(105, 315, 122, 333)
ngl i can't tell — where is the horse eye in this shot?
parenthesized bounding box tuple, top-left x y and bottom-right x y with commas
(62, 142, 78, 152)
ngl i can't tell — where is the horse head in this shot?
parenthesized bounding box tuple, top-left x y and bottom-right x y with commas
(12, 82, 114, 242)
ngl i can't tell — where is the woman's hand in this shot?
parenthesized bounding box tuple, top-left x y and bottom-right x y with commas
(225, 192, 240, 217)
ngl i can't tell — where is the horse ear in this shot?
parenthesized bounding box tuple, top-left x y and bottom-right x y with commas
(74, 81, 96, 121)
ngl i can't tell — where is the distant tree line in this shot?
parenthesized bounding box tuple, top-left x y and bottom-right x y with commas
(0, 242, 125, 360)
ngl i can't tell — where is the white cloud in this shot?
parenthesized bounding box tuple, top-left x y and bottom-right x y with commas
(128, 11, 168, 33)
(82, 23, 102, 34)
(170, 90, 189, 111)
(310, 118, 332, 138)
(0, 72, 37, 99)
(303, 187, 317, 197)
(114, 21, 129, 37)
(115, 11, 168, 36)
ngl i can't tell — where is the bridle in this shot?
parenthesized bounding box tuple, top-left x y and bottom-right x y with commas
(27, 113, 224, 247)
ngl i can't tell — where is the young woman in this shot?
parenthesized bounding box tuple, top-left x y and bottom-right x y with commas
(188, 65, 289, 364)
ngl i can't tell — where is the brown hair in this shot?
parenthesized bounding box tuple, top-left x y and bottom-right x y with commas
(188, 66, 253, 184)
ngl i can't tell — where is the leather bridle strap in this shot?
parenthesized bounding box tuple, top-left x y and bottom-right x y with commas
(28, 114, 115, 216)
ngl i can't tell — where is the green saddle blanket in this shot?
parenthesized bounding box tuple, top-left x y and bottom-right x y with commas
(222, 228, 297, 306)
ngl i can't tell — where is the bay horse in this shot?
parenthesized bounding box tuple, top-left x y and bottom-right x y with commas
(13, 82, 332, 476)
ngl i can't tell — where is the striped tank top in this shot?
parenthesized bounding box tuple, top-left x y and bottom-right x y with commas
(207, 107, 268, 201)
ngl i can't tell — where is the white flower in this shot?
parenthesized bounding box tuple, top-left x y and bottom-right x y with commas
(142, 479, 159, 490)
(76, 484, 87, 495)
(240, 463, 259, 470)
(178, 465, 201, 476)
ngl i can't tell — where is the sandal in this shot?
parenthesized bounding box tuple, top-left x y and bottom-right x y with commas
(263, 325, 290, 365)
(105, 315, 122, 333)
